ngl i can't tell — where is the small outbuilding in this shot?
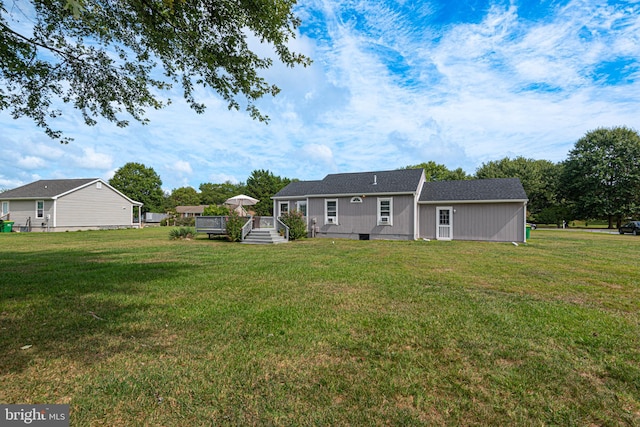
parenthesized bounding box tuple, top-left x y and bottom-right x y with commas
(0, 178, 143, 232)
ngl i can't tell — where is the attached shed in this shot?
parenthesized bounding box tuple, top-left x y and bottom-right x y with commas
(0, 178, 143, 232)
(418, 178, 528, 242)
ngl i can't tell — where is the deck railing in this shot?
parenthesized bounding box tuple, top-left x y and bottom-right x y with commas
(195, 216, 228, 234)
(241, 215, 253, 242)
(276, 217, 290, 241)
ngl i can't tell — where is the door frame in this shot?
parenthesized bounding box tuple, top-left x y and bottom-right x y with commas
(436, 206, 453, 240)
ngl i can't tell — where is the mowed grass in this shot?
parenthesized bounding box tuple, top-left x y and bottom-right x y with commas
(0, 228, 638, 426)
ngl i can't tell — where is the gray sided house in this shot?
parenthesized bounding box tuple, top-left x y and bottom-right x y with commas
(418, 178, 529, 242)
(273, 170, 528, 242)
(0, 178, 143, 232)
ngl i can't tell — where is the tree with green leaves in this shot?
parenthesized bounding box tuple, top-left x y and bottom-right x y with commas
(475, 156, 561, 216)
(109, 162, 164, 213)
(403, 161, 470, 181)
(167, 186, 200, 210)
(560, 126, 640, 228)
(0, 0, 311, 142)
(245, 169, 292, 216)
(199, 181, 246, 206)
(203, 205, 230, 216)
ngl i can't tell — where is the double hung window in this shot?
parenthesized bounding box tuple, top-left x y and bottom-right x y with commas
(325, 199, 337, 224)
(377, 198, 393, 225)
(36, 200, 44, 219)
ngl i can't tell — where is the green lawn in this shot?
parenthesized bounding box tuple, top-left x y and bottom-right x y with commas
(0, 228, 638, 425)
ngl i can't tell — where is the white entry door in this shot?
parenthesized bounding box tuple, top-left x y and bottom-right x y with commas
(436, 207, 453, 240)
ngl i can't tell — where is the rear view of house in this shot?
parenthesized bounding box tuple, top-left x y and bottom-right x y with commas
(274, 169, 425, 241)
(0, 179, 143, 232)
(273, 169, 528, 242)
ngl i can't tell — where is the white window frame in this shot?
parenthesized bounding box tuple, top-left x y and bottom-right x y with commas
(377, 197, 393, 226)
(325, 199, 338, 225)
(279, 201, 289, 216)
(36, 200, 44, 219)
(296, 200, 307, 217)
(350, 196, 363, 203)
(1, 201, 8, 218)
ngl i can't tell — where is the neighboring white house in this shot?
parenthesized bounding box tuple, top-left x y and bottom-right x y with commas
(273, 169, 529, 242)
(0, 178, 143, 232)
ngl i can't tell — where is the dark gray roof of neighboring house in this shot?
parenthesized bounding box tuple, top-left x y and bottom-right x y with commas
(0, 179, 97, 199)
(274, 169, 425, 198)
(419, 178, 528, 202)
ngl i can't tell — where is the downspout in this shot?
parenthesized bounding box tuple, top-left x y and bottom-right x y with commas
(413, 192, 419, 240)
(524, 202, 528, 243)
(52, 198, 57, 229)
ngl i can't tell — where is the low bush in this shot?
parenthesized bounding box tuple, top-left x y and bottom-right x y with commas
(280, 210, 307, 240)
(225, 211, 245, 242)
(169, 227, 196, 240)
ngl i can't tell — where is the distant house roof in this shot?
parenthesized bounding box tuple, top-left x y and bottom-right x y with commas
(175, 205, 209, 214)
(274, 169, 425, 198)
(0, 178, 143, 206)
(1, 179, 97, 199)
(419, 178, 528, 203)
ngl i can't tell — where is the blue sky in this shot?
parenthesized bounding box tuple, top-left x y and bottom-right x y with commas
(2, 0, 640, 192)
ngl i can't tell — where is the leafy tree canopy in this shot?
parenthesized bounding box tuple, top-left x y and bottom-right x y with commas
(403, 161, 470, 181)
(167, 186, 200, 210)
(560, 126, 640, 227)
(203, 204, 230, 216)
(475, 156, 561, 215)
(0, 0, 311, 142)
(199, 181, 246, 206)
(109, 162, 164, 213)
(245, 169, 292, 216)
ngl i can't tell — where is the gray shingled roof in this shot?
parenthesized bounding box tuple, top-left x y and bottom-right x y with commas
(274, 169, 424, 198)
(0, 179, 98, 199)
(419, 178, 527, 202)
(273, 180, 324, 198)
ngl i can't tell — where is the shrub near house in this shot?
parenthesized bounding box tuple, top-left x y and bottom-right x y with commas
(280, 210, 306, 240)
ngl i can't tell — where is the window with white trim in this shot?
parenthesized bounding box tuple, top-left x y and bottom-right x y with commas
(350, 196, 363, 203)
(279, 201, 289, 216)
(297, 200, 307, 217)
(1, 201, 8, 218)
(377, 197, 393, 226)
(36, 200, 44, 219)
(325, 199, 338, 224)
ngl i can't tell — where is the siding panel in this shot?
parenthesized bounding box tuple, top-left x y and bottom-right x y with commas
(419, 203, 525, 242)
(2, 200, 54, 230)
(308, 195, 416, 240)
(56, 183, 133, 227)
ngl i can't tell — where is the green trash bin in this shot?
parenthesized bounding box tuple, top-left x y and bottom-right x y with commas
(1, 221, 14, 232)
(526, 224, 531, 239)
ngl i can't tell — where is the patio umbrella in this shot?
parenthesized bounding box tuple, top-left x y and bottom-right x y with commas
(224, 194, 259, 214)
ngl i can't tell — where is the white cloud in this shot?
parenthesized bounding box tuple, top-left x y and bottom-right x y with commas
(16, 156, 46, 170)
(299, 143, 335, 166)
(71, 147, 113, 171)
(172, 160, 193, 174)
